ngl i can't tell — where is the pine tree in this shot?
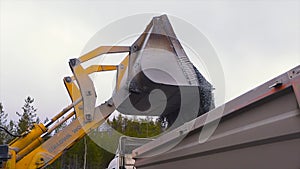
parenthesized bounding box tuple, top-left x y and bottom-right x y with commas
(6, 120, 17, 143)
(0, 102, 9, 144)
(16, 96, 38, 134)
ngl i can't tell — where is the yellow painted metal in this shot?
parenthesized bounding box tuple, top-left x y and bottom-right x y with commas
(5, 45, 128, 169)
(15, 147, 49, 169)
(64, 77, 81, 102)
(44, 114, 109, 167)
(64, 75, 84, 120)
(86, 65, 117, 72)
(117, 54, 129, 90)
(79, 46, 130, 63)
(9, 124, 47, 153)
(15, 103, 114, 168)
(5, 150, 16, 169)
(6, 80, 83, 169)
(69, 65, 117, 82)
(16, 137, 43, 161)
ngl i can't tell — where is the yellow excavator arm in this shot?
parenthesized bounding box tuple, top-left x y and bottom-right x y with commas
(1, 14, 214, 169)
(2, 46, 130, 169)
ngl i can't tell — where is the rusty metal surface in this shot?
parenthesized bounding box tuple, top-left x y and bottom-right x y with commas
(133, 65, 300, 169)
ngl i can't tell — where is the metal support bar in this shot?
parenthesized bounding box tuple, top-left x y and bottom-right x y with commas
(46, 111, 76, 135)
(69, 59, 97, 122)
(85, 65, 117, 72)
(66, 65, 117, 84)
(79, 46, 130, 63)
(45, 97, 82, 128)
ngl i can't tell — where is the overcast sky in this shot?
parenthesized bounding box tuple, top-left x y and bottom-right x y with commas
(0, 0, 299, 121)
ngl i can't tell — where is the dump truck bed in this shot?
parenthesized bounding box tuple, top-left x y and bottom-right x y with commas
(132, 65, 300, 169)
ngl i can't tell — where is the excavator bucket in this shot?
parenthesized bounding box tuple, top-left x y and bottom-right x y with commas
(114, 15, 214, 126)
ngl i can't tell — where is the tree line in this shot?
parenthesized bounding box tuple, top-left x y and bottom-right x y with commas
(47, 114, 163, 169)
(0, 97, 163, 169)
(0, 96, 40, 144)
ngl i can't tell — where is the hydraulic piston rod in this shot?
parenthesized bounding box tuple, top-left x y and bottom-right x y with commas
(45, 97, 82, 128)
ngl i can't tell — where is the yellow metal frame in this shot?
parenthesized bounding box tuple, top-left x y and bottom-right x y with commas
(4, 46, 130, 169)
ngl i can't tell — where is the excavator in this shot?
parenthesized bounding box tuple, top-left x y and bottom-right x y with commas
(2, 14, 298, 169)
(0, 15, 214, 169)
